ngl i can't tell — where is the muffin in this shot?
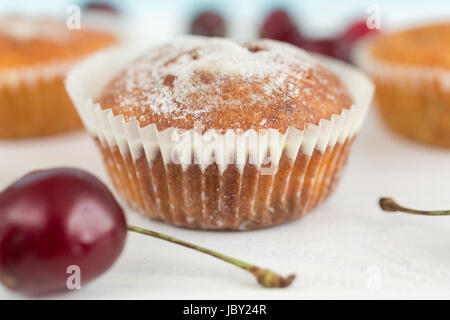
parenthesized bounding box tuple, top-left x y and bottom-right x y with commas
(354, 23, 450, 147)
(0, 16, 118, 138)
(66, 36, 373, 230)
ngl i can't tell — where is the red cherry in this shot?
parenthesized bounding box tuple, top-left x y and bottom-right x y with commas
(190, 11, 226, 37)
(342, 19, 378, 45)
(260, 9, 300, 44)
(296, 38, 338, 57)
(0, 168, 126, 295)
(84, 2, 119, 15)
(335, 19, 379, 62)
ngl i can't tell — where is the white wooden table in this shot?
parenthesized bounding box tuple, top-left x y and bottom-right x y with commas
(1, 109, 450, 299)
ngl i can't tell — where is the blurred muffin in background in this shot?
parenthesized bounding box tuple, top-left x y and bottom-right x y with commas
(355, 23, 450, 147)
(0, 16, 118, 139)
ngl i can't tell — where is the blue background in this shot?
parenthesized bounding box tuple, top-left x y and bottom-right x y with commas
(1, 0, 450, 41)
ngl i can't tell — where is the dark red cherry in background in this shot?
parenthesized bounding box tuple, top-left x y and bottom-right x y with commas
(260, 9, 301, 44)
(334, 19, 379, 62)
(190, 10, 226, 37)
(83, 1, 119, 15)
(341, 19, 378, 46)
(297, 38, 338, 57)
(0, 168, 127, 295)
(259, 10, 379, 62)
(260, 9, 338, 57)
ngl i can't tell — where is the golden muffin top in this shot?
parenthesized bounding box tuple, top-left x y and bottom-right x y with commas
(97, 37, 353, 133)
(0, 16, 117, 70)
(370, 23, 450, 69)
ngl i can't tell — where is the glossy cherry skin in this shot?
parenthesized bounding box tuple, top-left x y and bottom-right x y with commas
(190, 11, 226, 37)
(260, 9, 300, 44)
(0, 168, 127, 295)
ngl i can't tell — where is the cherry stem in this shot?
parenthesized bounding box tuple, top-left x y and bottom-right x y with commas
(127, 225, 295, 288)
(379, 198, 450, 216)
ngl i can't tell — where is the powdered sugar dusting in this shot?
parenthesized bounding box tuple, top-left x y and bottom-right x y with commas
(104, 36, 319, 121)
